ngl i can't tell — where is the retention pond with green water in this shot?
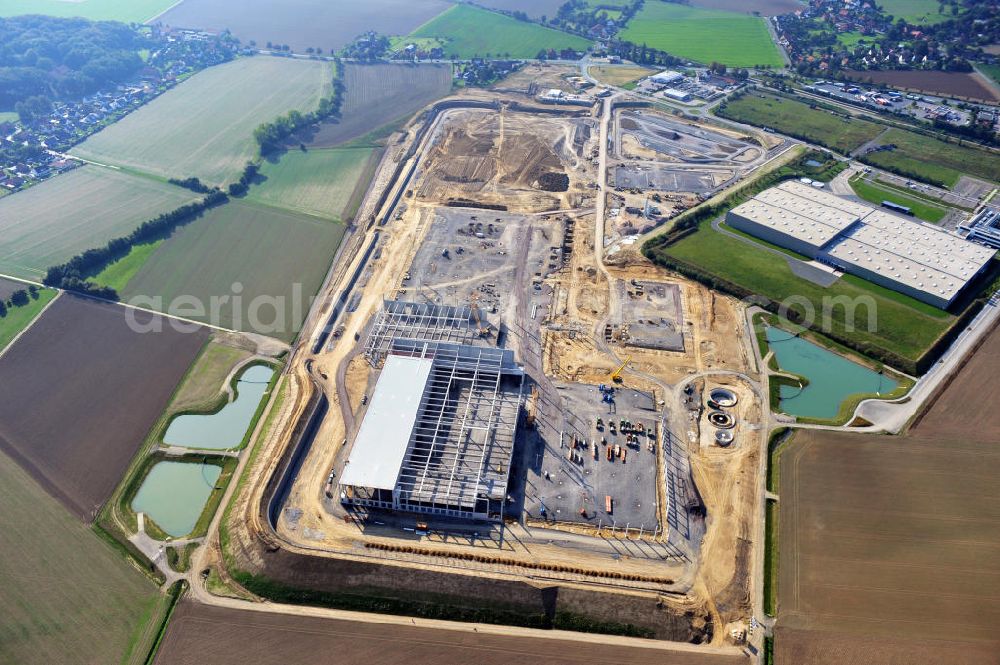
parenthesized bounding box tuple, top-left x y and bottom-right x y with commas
(164, 363, 274, 450)
(766, 326, 899, 420)
(131, 461, 221, 538)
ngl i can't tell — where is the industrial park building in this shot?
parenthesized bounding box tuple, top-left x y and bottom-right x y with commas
(338, 337, 524, 521)
(726, 181, 996, 308)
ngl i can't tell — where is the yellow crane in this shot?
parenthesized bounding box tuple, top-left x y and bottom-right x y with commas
(610, 355, 631, 383)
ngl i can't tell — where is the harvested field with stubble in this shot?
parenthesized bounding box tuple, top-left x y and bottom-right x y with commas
(72, 58, 332, 185)
(0, 166, 199, 281)
(155, 602, 748, 665)
(0, 295, 207, 520)
(156, 0, 451, 53)
(307, 62, 453, 148)
(775, 324, 1000, 662)
(0, 448, 167, 665)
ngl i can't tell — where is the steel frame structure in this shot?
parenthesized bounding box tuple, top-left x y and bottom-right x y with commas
(364, 300, 480, 365)
(344, 340, 523, 520)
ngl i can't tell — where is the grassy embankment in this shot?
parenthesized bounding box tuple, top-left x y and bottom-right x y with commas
(848, 174, 948, 223)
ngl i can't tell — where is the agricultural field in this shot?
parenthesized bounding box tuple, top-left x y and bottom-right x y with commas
(688, 0, 804, 15)
(307, 63, 453, 148)
(155, 602, 748, 665)
(619, 3, 783, 68)
(848, 174, 948, 222)
(980, 63, 1000, 86)
(0, 166, 199, 281)
(0, 295, 207, 520)
(72, 58, 333, 185)
(248, 147, 379, 221)
(156, 0, 451, 53)
(775, 325, 1000, 663)
(589, 64, 657, 87)
(878, 0, 951, 24)
(845, 69, 1000, 102)
(656, 219, 955, 364)
(865, 128, 1000, 187)
(0, 448, 167, 665)
(0, 0, 175, 22)
(0, 284, 57, 353)
(120, 200, 346, 341)
(409, 4, 591, 59)
(475, 0, 567, 19)
(717, 93, 884, 153)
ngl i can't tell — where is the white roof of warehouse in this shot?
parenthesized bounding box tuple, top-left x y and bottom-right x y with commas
(729, 199, 847, 250)
(339, 354, 432, 491)
(777, 180, 872, 218)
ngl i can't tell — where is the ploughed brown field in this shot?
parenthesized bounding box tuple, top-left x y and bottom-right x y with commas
(689, 0, 804, 16)
(776, 323, 1000, 663)
(0, 295, 207, 520)
(845, 69, 1000, 103)
(155, 602, 749, 665)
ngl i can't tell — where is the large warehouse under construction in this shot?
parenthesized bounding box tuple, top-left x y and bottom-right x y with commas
(727, 180, 996, 308)
(339, 336, 524, 521)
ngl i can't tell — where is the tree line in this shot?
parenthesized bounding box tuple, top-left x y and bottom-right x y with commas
(0, 284, 40, 318)
(43, 190, 229, 298)
(253, 59, 346, 155)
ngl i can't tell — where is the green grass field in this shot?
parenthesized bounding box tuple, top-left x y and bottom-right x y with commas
(0, 448, 166, 665)
(864, 128, 1000, 187)
(120, 200, 346, 340)
(849, 175, 948, 223)
(980, 63, 1000, 86)
(619, 3, 783, 67)
(660, 220, 954, 363)
(167, 339, 255, 413)
(0, 166, 199, 281)
(73, 58, 333, 185)
(718, 93, 884, 153)
(0, 288, 56, 353)
(91, 240, 164, 292)
(248, 147, 378, 221)
(0, 111, 18, 122)
(410, 4, 591, 59)
(879, 0, 950, 24)
(0, 0, 176, 22)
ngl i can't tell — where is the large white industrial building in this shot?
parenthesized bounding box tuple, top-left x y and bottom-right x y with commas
(727, 180, 996, 308)
(338, 337, 524, 521)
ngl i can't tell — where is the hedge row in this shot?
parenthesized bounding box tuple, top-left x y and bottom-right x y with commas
(253, 59, 345, 154)
(43, 189, 229, 298)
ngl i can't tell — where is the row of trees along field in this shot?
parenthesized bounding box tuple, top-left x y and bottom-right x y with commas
(43, 190, 229, 298)
(0, 284, 40, 318)
(0, 15, 144, 111)
(253, 59, 346, 154)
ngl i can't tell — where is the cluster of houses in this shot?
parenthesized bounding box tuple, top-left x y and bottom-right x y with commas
(1, 28, 239, 195)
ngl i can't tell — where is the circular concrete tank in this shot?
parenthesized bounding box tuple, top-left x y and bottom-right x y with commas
(715, 430, 734, 446)
(709, 388, 738, 408)
(708, 411, 735, 429)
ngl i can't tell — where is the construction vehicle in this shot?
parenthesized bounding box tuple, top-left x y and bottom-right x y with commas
(606, 445, 613, 461)
(605, 495, 613, 514)
(610, 355, 631, 383)
(525, 385, 538, 427)
(469, 291, 490, 337)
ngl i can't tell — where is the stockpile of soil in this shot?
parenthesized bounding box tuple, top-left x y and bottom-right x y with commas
(537, 172, 570, 192)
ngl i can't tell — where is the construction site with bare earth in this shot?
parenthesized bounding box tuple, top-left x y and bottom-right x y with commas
(197, 72, 781, 661)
